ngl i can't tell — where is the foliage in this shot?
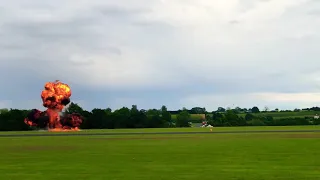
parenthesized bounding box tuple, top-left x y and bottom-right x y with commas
(0, 104, 320, 131)
(176, 108, 191, 127)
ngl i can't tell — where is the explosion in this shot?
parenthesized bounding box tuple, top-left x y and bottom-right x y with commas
(24, 80, 83, 131)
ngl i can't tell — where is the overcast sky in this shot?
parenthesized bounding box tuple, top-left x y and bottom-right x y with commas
(1, 0, 320, 111)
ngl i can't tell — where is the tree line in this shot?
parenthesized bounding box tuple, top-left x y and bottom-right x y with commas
(0, 103, 319, 131)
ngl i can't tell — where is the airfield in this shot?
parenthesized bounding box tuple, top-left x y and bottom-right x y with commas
(0, 128, 320, 137)
(0, 126, 319, 180)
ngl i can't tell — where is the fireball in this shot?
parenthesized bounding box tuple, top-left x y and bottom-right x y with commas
(24, 80, 82, 131)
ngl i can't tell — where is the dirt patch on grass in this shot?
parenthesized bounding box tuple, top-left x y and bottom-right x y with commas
(90, 133, 320, 141)
(236, 133, 320, 139)
(281, 133, 320, 139)
(92, 136, 204, 141)
(8, 145, 77, 152)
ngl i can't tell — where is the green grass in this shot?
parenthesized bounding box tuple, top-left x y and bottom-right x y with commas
(0, 128, 319, 179)
(0, 125, 319, 134)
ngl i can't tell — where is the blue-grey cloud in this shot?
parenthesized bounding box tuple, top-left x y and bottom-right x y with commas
(1, 0, 320, 111)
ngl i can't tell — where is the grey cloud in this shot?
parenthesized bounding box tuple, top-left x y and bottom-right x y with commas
(228, 20, 240, 25)
(237, 0, 258, 13)
(0, 1, 172, 64)
(0, 44, 26, 50)
(311, 0, 320, 4)
(0, 12, 124, 65)
(95, 5, 151, 18)
(0, 3, 151, 43)
(104, 47, 122, 55)
(0, 2, 149, 94)
(2, 17, 96, 40)
(0, 0, 320, 110)
(130, 20, 175, 35)
(307, 10, 320, 16)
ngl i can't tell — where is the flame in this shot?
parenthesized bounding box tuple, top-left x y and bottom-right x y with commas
(24, 80, 83, 131)
(41, 80, 72, 130)
(41, 81, 71, 110)
(24, 109, 83, 131)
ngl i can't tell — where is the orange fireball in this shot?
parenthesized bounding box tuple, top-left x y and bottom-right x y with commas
(40, 80, 72, 130)
(24, 80, 82, 131)
(41, 80, 71, 109)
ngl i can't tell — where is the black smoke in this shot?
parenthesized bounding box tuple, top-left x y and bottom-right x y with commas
(24, 109, 82, 129)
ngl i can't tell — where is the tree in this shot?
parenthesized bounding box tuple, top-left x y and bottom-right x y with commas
(176, 109, 191, 127)
(234, 107, 242, 114)
(0, 108, 9, 114)
(0, 109, 30, 131)
(128, 105, 140, 128)
(112, 107, 131, 128)
(65, 102, 84, 114)
(245, 113, 254, 121)
(224, 110, 244, 126)
(146, 109, 162, 128)
(190, 107, 206, 114)
(263, 116, 274, 126)
(2, 104, 320, 131)
(128, 105, 149, 128)
(161, 105, 172, 127)
(216, 107, 226, 112)
(90, 108, 110, 129)
(209, 112, 225, 126)
(250, 118, 265, 126)
(251, 106, 260, 113)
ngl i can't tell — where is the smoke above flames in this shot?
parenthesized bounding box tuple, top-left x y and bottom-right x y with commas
(24, 80, 83, 131)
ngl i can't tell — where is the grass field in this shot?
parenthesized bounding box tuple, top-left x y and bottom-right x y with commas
(172, 111, 320, 122)
(171, 114, 205, 121)
(0, 125, 319, 134)
(0, 126, 319, 180)
(237, 111, 319, 119)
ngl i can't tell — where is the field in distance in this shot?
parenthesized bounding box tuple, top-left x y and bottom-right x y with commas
(171, 110, 320, 121)
(0, 129, 319, 180)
